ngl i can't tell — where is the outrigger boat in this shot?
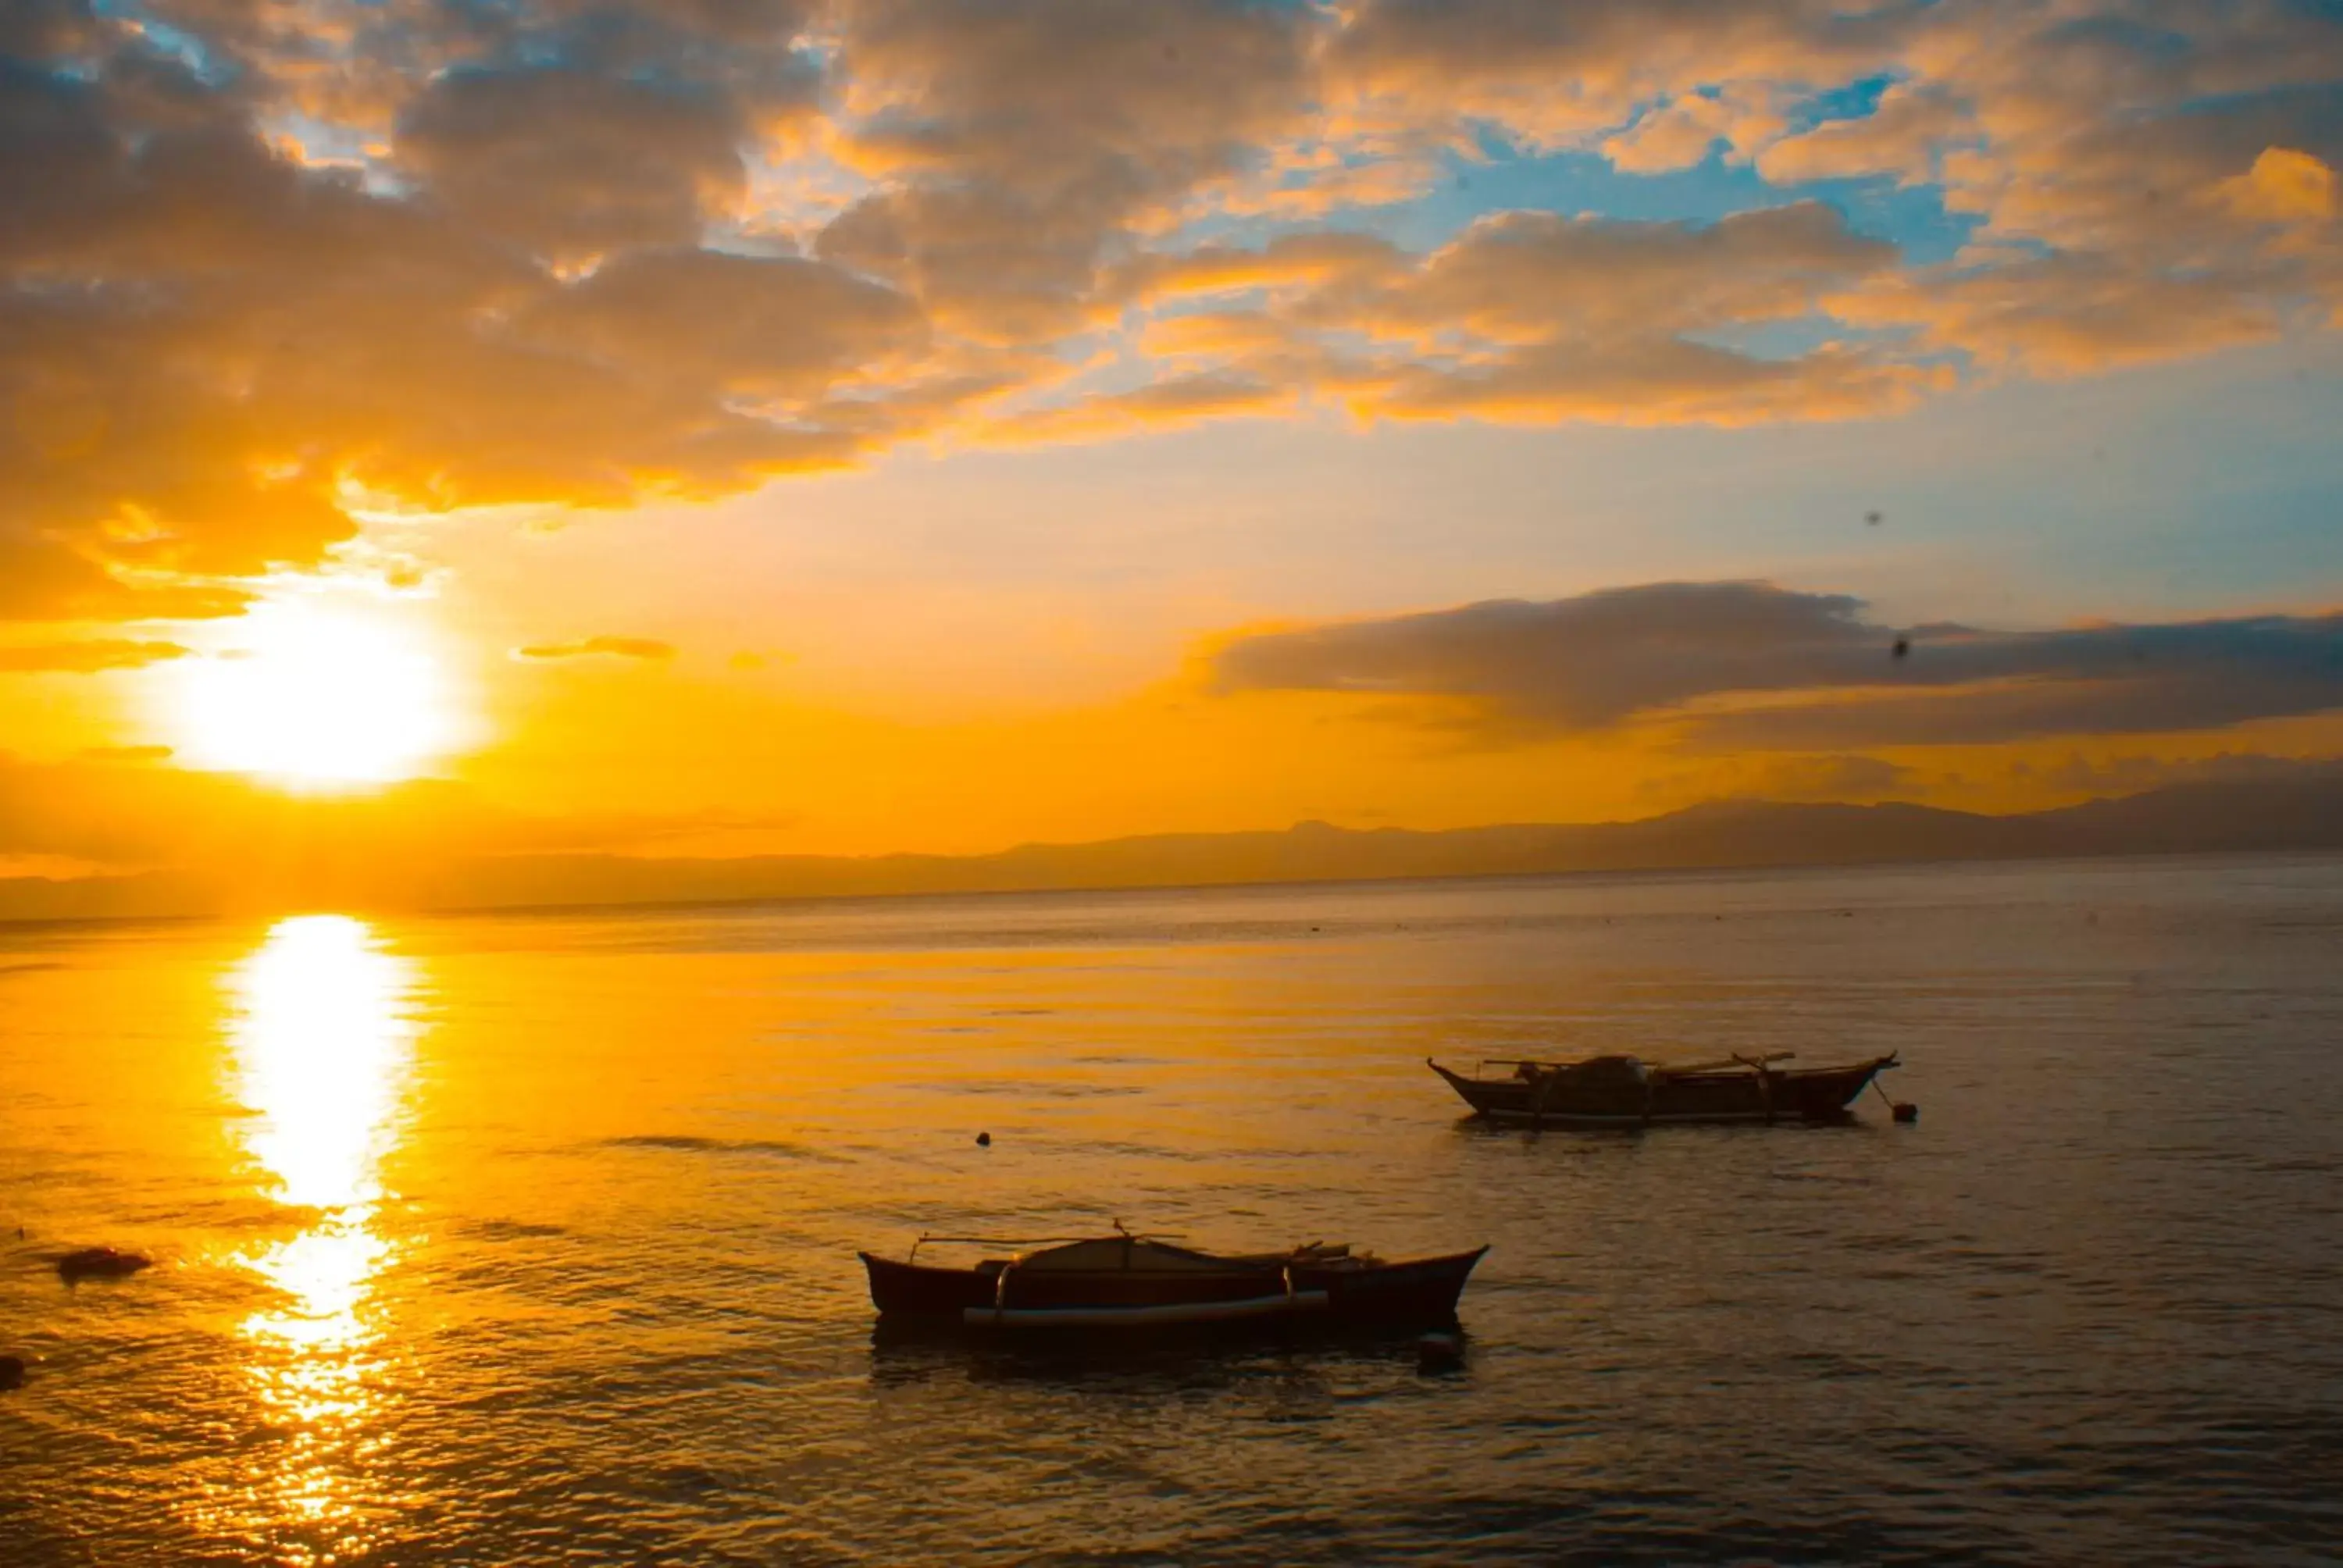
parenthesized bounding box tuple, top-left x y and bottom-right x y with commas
(1428, 1050, 1903, 1128)
(861, 1227, 1488, 1330)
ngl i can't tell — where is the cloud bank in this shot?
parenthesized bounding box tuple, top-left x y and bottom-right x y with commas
(1, 0, 2338, 621)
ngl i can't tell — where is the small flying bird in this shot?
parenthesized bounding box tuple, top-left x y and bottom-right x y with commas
(1865, 509, 1884, 526)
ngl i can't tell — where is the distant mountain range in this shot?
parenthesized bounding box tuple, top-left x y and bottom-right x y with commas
(9, 769, 2338, 925)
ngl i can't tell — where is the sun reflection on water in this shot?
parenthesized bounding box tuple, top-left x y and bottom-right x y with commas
(218, 915, 420, 1562)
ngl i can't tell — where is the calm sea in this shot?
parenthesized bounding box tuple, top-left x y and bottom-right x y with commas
(4, 855, 2341, 1565)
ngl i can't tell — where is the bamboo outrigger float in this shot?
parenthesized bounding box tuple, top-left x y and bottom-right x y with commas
(861, 1226, 1488, 1331)
(1428, 1050, 1903, 1128)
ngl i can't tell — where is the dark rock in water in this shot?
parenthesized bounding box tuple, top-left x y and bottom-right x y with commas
(0, 1355, 23, 1391)
(975, 1131, 992, 1147)
(57, 1246, 151, 1284)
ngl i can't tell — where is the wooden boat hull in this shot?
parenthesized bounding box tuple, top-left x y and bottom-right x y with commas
(1291, 1248, 1491, 1321)
(1429, 1055, 1895, 1127)
(861, 1247, 1487, 1330)
(861, 1253, 1002, 1318)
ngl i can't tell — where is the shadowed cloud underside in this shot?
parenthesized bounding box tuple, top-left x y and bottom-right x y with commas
(1211, 583, 2343, 747)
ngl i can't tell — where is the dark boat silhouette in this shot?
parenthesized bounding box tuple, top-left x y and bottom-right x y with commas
(1429, 1051, 1899, 1128)
(862, 1229, 1486, 1330)
(55, 1246, 152, 1285)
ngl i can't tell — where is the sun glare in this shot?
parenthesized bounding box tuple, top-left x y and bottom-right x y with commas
(170, 601, 459, 789)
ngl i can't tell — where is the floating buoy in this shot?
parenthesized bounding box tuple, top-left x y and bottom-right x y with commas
(1892, 1103, 1919, 1124)
(975, 1131, 992, 1147)
(1417, 1331, 1465, 1373)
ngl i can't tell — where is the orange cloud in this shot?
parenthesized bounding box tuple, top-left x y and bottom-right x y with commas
(2216, 147, 2338, 223)
(1323, 0, 1907, 151)
(1601, 86, 1787, 173)
(1112, 203, 1932, 426)
(1364, 342, 1947, 427)
(980, 372, 1293, 445)
(0, 42, 897, 625)
(0, 640, 191, 675)
(1113, 233, 1402, 306)
(515, 637, 678, 661)
(1754, 84, 1967, 187)
(1321, 2, 2343, 383)
(1836, 258, 2292, 376)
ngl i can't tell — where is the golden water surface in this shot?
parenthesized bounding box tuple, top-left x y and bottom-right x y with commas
(5, 858, 2342, 1563)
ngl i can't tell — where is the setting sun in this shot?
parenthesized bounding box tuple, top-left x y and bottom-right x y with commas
(166, 602, 460, 789)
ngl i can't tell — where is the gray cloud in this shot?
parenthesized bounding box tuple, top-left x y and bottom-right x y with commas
(1211, 582, 2343, 747)
(395, 68, 756, 262)
(1213, 583, 1886, 725)
(817, 0, 1317, 339)
(522, 247, 926, 401)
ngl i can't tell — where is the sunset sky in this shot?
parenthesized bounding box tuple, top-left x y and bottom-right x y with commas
(4, 0, 2341, 909)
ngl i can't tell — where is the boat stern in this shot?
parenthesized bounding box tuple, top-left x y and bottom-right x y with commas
(861, 1252, 998, 1318)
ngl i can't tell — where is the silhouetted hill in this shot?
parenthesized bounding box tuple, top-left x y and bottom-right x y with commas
(5, 769, 2340, 924)
(425, 768, 2343, 913)
(2026, 772, 2343, 854)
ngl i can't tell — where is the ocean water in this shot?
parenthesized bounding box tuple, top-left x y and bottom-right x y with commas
(3, 854, 2341, 1566)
